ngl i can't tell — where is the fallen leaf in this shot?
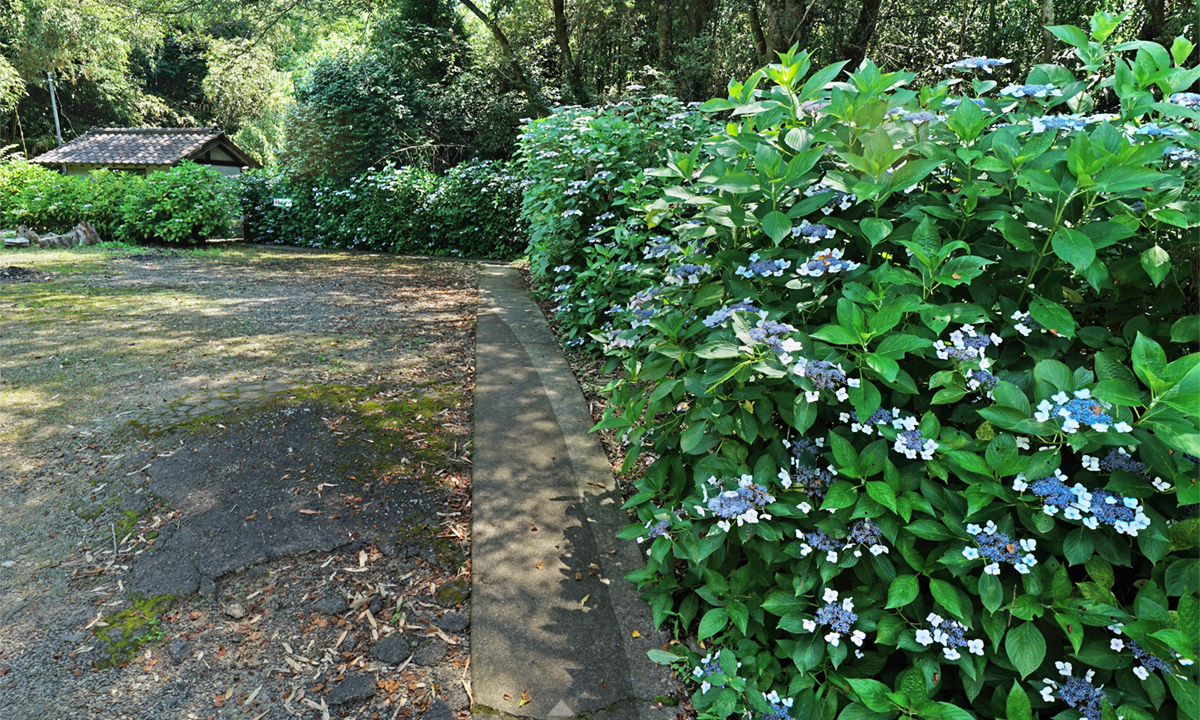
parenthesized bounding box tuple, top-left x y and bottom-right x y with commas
(575, 571, 581, 581)
(581, 594, 590, 606)
(535, 560, 543, 570)
(245, 515, 255, 521)
(631, 630, 640, 638)
(298, 509, 320, 515)
(519, 691, 531, 707)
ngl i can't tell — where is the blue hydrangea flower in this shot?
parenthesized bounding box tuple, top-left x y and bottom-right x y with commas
(665, 263, 712, 285)
(1034, 389, 1130, 433)
(1100, 448, 1146, 476)
(915, 613, 985, 660)
(942, 97, 987, 108)
(895, 428, 938, 460)
(1000, 83, 1062, 98)
(735, 252, 791, 277)
(760, 691, 795, 720)
(802, 589, 865, 648)
(1032, 114, 1088, 134)
(1020, 469, 1151, 536)
(797, 248, 860, 277)
(901, 111, 939, 124)
(690, 652, 733, 694)
(747, 319, 798, 353)
(1134, 123, 1187, 137)
(1168, 92, 1200, 109)
(963, 521, 1038, 574)
(643, 237, 678, 258)
(934, 324, 1002, 365)
(791, 219, 836, 243)
(839, 406, 894, 434)
(696, 474, 775, 532)
(702, 301, 763, 327)
(798, 529, 842, 561)
(944, 56, 1012, 73)
(803, 182, 855, 214)
(793, 358, 861, 402)
(1041, 663, 1105, 720)
(1109, 628, 1176, 680)
(1165, 147, 1198, 164)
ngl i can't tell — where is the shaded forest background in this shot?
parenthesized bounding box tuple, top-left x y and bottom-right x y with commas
(0, 0, 1191, 177)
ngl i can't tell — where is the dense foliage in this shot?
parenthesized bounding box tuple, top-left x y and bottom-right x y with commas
(527, 14, 1200, 720)
(240, 159, 525, 258)
(0, 158, 235, 243)
(516, 92, 718, 344)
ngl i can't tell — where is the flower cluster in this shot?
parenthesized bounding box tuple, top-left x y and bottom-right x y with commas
(847, 519, 890, 557)
(1000, 83, 1062, 98)
(963, 521, 1038, 574)
(1009, 309, 1045, 336)
(1019, 470, 1151, 536)
(1032, 114, 1090, 134)
(791, 219, 837, 242)
(803, 182, 855, 214)
(901, 111, 940, 124)
(696, 475, 776, 532)
(1034, 389, 1131, 433)
(1095, 448, 1171, 491)
(934, 324, 1001, 365)
(643, 236, 680, 258)
(798, 529, 843, 562)
(797, 248, 860, 277)
(746, 319, 799, 354)
(890, 414, 939, 460)
(802, 589, 865, 650)
(691, 652, 735, 694)
(943, 56, 1012, 73)
(781, 438, 836, 501)
(702, 301, 764, 327)
(665, 263, 712, 285)
(839, 407, 894, 434)
(1041, 663, 1105, 720)
(1168, 92, 1200, 108)
(916, 613, 985, 660)
(736, 252, 791, 277)
(759, 691, 795, 720)
(792, 358, 861, 402)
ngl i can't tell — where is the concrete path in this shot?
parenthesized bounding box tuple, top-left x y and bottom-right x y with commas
(472, 265, 678, 719)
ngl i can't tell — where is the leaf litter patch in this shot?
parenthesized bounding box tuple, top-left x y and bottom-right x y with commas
(0, 265, 53, 283)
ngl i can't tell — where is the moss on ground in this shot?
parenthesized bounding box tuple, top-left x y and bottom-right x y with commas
(92, 595, 174, 669)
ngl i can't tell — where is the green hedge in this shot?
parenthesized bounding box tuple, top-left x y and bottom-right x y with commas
(0, 158, 235, 243)
(239, 159, 526, 259)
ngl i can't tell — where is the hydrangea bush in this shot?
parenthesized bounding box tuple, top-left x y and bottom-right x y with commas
(240, 159, 525, 258)
(546, 15, 1198, 720)
(0, 158, 143, 239)
(516, 91, 718, 317)
(117, 162, 237, 244)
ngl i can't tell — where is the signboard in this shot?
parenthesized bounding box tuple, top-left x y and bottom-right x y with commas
(273, 198, 294, 208)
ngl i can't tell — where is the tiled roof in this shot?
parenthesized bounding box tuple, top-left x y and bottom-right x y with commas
(31, 127, 248, 167)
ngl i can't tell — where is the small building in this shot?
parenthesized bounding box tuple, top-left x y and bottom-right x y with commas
(30, 127, 260, 177)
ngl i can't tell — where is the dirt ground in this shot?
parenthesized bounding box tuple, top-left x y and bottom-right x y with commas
(0, 243, 477, 719)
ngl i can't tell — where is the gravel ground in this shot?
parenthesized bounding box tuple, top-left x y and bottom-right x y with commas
(0, 243, 477, 719)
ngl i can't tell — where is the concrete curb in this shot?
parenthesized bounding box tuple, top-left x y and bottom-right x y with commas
(471, 266, 679, 719)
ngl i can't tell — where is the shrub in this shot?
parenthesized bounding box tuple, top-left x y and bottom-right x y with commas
(0, 158, 135, 237)
(117, 162, 236, 244)
(240, 159, 525, 259)
(552, 15, 1198, 720)
(517, 91, 718, 278)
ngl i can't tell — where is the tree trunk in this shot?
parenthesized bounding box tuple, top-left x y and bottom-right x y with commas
(1039, 0, 1055, 64)
(747, 0, 769, 62)
(656, 0, 673, 71)
(764, 0, 786, 57)
(1137, 0, 1166, 44)
(842, 0, 883, 70)
(456, 0, 546, 116)
(552, 0, 587, 103)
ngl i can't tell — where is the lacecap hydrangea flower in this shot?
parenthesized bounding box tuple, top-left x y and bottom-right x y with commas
(1001, 83, 1062, 98)
(943, 56, 1012, 73)
(1034, 389, 1132, 433)
(1040, 662, 1105, 720)
(694, 475, 776, 532)
(801, 588, 866, 650)
(915, 613, 985, 660)
(963, 521, 1038, 574)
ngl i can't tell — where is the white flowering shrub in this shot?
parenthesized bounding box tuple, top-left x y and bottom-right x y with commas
(553, 14, 1198, 720)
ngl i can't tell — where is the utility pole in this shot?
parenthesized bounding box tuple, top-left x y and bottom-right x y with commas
(47, 71, 65, 173)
